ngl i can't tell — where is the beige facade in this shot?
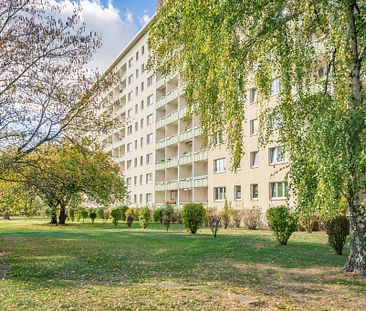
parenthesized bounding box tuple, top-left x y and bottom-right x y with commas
(100, 20, 290, 216)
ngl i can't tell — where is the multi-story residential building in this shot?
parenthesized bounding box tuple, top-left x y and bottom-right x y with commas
(100, 18, 289, 215)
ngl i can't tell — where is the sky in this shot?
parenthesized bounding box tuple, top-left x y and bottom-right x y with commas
(55, 0, 158, 71)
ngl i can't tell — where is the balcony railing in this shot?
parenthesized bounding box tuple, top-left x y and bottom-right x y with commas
(156, 110, 179, 129)
(156, 134, 178, 150)
(193, 175, 208, 187)
(156, 87, 180, 109)
(179, 126, 201, 142)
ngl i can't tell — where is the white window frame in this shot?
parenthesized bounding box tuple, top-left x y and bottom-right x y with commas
(251, 184, 259, 200)
(250, 119, 258, 136)
(249, 87, 257, 104)
(250, 151, 259, 168)
(146, 153, 153, 164)
(214, 158, 226, 173)
(214, 187, 226, 201)
(269, 146, 288, 165)
(146, 133, 153, 145)
(234, 185, 242, 201)
(270, 182, 288, 200)
(271, 78, 281, 96)
(147, 113, 154, 125)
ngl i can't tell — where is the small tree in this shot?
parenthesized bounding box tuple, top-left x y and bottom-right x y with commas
(267, 206, 298, 245)
(80, 208, 88, 224)
(162, 215, 171, 231)
(111, 208, 123, 226)
(120, 205, 129, 221)
(326, 216, 350, 255)
(153, 208, 164, 223)
(139, 207, 152, 229)
(181, 203, 206, 234)
(125, 208, 135, 227)
(89, 209, 97, 224)
(209, 214, 221, 238)
(220, 199, 231, 229)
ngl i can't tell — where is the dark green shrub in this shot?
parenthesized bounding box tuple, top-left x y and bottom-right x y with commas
(111, 208, 123, 226)
(120, 205, 129, 221)
(326, 215, 350, 255)
(267, 206, 298, 245)
(126, 208, 135, 227)
(80, 208, 88, 223)
(153, 208, 164, 223)
(89, 210, 97, 224)
(181, 203, 206, 234)
(139, 207, 151, 229)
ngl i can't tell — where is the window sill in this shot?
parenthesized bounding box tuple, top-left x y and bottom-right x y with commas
(270, 197, 287, 201)
(214, 199, 225, 202)
(250, 165, 258, 169)
(251, 198, 259, 201)
(214, 171, 226, 174)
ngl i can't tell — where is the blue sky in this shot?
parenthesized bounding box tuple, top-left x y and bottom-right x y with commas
(57, 0, 158, 70)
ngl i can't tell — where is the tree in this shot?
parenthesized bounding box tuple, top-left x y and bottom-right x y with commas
(8, 139, 126, 224)
(148, 0, 366, 275)
(0, 0, 115, 174)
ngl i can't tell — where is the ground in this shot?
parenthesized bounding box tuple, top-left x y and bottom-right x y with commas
(0, 218, 365, 311)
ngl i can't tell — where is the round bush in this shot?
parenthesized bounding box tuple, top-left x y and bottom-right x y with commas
(266, 206, 298, 245)
(89, 210, 97, 224)
(111, 208, 123, 226)
(181, 203, 206, 234)
(326, 215, 349, 255)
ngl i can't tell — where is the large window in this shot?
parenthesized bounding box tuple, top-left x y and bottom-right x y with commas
(126, 177, 132, 186)
(147, 94, 154, 106)
(146, 133, 153, 144)
(249, 87, 257, 104)
(214, 158, 226, 173)
(147, 113, 154, 125)
(146, 153, 153, 164)
(271, 78, 281, 96)
(214, 187, 226, 201)
(250, 151, 259, 168)
(269, 146, 288, 165)
(250, 119, 258, 136)
(146, 173, 153, 184)
(127, 108, 133, 118)
(251, 184, 259, 200)
(127, 160, 132, 170)
(128, 74, 133, 85)
(270, 182, 288, 199)
(127, 143, 132, 152)
(146, 193, 153, 203)
(127, 125, 132, 135)
(147, 75, 153, 87)
(234, 185, 242, 201)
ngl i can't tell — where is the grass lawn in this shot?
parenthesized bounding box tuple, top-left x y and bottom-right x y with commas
(0, 218, 365, 311)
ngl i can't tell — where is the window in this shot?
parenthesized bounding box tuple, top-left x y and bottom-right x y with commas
(269, 146, 288, 165)
(134, 194, 137, 203)
(146, 133, 153, 144)
(250, 151, 259, 168)
(140, 118, 144, 129)
(134, 122, 138, 132)
(214, 132, 224, 145)
(146, 153, 153, 164)
(140, 100, 144, 110)
(134, 176, 137, 185)
(251, 184, 259, 200)
(136, 51, 139, 61)
(141, 45, 145, 55)
(135, 104, 138, 114)
(140, 137, 143, 147)
(140, 156, 143, 165)
(146, 173, 153, 184)
(135, 86, 138, 96)
(271, 78, 281, 96)
(147, 94, 154, 106)
(214, 187, 226, 201)
(141, 81, 144, 92)
(270, 182, 288, 199)
(139, 174, 143, 185)
(134, 158, 138, 167)
(127, 108, 133, 118)
(147, 113, 153, 125)
(128, 57, 133, 68)
(128, 74, 133, 85)
(214, 158, 226, 173)
(234, 185, 242, 201)
(127, 143, 132, 152)
(141, 63, 145, 73)
(127, 160, 132, 169)
(128, 91, 133, 102)
(126, 177, 132, 186)
(134, 140, 138, 149)
(139, 194, 143, 204)
(146, 193, 152, 203)
(127, 125, 132, 135)
(250, 118, 258, 136)
(147, 75, 153, 87)
(236, 161, 241, 171)
(136, 69, 139, 79)
(249, 87, 257, 104)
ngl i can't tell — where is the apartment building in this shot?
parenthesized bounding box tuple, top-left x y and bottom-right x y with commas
(100, 19, 289, 214)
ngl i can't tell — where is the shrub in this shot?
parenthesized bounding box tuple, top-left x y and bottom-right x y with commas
(326, 215, 350, 255)
(103, 209, 110, 223)
(162, 215, 171, 231)
(230, 209, 241, 228)
(89, 210, 97, 224)
(80, 208, 88, 223)
(138, 207, 152, 229)
(204, 208, 215, 227)
(120, 205, 129, 221)
(96, 208, 105, 219)
(2, 210, 10, 220)
(125, 208, 135, 227)
(153, 208, 164, 223)
(111, 208, 123, 226)
(209, 214, 221, 238)
(181, 203, 206, 234)
(267, 206, 298, 245)
(242, 207, 262, 230)
(68, 208, 75, 222)
(220, 199, 231, 229)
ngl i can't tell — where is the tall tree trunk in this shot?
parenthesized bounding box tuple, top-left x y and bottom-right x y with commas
(59, 201, 67, 225)
(343, 204, 366, 276)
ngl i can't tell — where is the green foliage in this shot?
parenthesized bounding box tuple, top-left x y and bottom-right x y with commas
(69, 208, 75, 222)
(138, 207, 152, 229)
(267, 206, 298, 245)
(89, 210, 97, 224)
(125, 208, 135, 227)
(181, 203, 206, 234)
(80, 208, 88, 224)
(111, 208, 123, 226)
(96, 208, 105, 220)
(119, 205, 129, 221)
(220, 199, 231, 229)
(326, 216, 350, 255)
(153, 208, 164, 223)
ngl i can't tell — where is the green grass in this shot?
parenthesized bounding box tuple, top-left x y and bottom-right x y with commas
(0, 217, 365, 310)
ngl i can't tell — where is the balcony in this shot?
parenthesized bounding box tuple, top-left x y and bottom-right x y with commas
(155, 182, 166, 191)
(156, 72, 178, 89)
(179, 178, 193, 189)
(193, 150, 208, 162)
(179, 126, 201, 142)
(156, 157, 179, 170)
(193, 175, 208, 187)
(156, 87, 180, 109)
(156, 110, 179, 129)
(156, 134, 178, 150)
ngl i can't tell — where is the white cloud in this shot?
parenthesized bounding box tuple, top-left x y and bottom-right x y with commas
(51, 0, 138, 72)
(141, 14, 151, 25)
